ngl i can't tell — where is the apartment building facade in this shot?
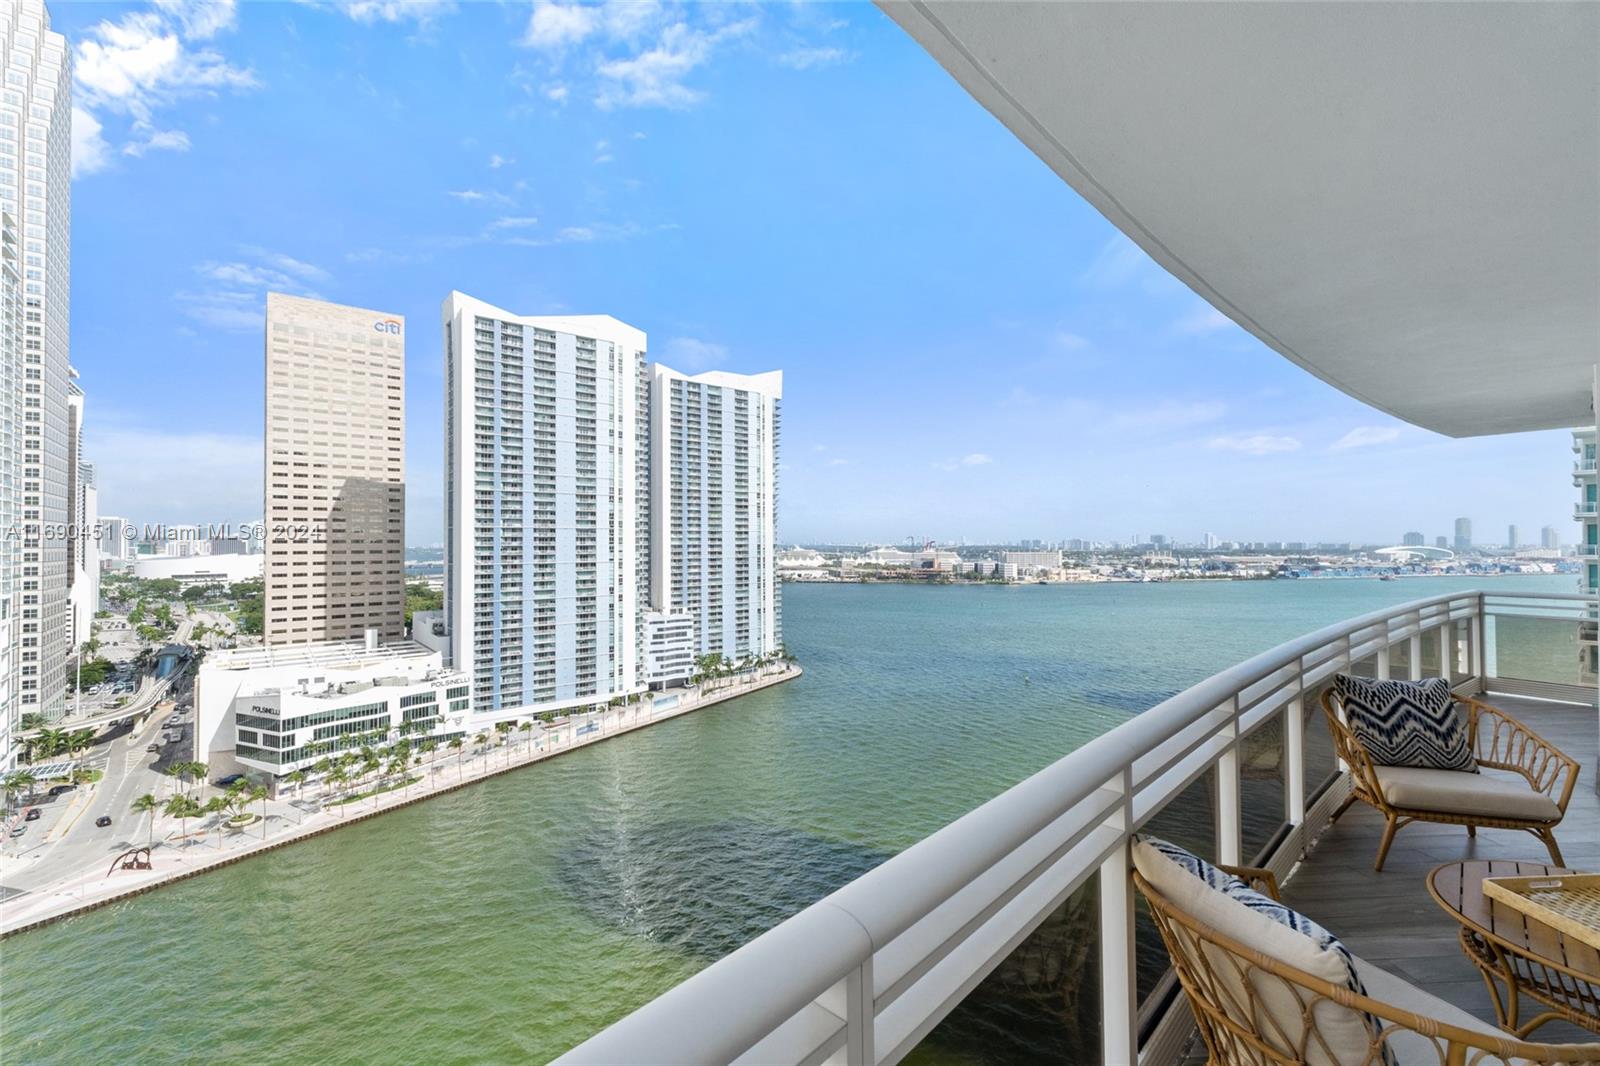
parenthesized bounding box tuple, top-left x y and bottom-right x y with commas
(1, 2, 71, 738)
(442, 292, 648, 718)
(263, 293, 406, 645)
(648, 366, 783, 665)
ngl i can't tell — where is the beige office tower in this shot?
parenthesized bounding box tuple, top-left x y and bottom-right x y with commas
(263, 293, 406, 645)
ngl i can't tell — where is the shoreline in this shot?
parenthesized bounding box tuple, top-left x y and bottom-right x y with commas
(782, 570, 1571, 587)
(0, 664, 802, 939)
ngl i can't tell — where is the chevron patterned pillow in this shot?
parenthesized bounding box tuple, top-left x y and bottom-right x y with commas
(1332, 675, 1477, 772)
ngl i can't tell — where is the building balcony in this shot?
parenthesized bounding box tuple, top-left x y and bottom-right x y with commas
(559, 590, 1600, 1065)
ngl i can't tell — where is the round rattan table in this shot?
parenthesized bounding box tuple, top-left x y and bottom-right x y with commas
(1428, 859, 1600, 1037)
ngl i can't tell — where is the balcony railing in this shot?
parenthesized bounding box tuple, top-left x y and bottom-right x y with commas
(558, 589, 1597, 1066)
(1578, 500, 1598, 518)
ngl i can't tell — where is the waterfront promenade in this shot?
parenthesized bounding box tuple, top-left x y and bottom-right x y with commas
(0, 664, 800, 937)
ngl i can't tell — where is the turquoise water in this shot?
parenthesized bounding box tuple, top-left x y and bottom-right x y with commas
(1, 575, 1571, 1064)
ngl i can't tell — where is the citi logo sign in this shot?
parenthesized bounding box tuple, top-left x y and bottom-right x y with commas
(374, 319, 401, 334)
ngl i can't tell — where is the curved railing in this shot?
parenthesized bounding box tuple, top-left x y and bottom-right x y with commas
(557, 589, 1595, 1066)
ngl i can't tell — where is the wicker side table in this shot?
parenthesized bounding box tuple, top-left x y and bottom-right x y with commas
(1429, 860, 1600, 1037)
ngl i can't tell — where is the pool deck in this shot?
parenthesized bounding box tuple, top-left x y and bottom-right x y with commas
(1283, 693, 1600, 1045)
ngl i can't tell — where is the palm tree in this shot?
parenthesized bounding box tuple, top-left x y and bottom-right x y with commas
(495, 721, 515, 766)
(326, 767, 348, 816)
(204, 795, 229, 848)
(449, 736, 465, 781)
(164, 793, 199, 844)
(250, 785, 269, 836)
(420, 741, 438, 778)
(166, 763, 188, 797)
(520, 720, 535, 757)
(3, 770, 38, 813)
(285, 769, 307, 801)
(130, 793, 160, 847)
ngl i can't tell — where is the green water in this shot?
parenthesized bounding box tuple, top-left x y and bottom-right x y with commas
(0, 575, 1572, 1064)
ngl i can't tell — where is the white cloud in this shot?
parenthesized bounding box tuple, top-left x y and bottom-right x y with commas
(593, 138, 614, 163)
(488, 153, 513, 169)
(777, 46, 848, 70)
(1175, 304, 1233, 335)
(934, 453, 994, 472)
(72, 107, 112, 177)
(123, 128, 191, 157)
(489, 216, 539, 230)
(1330, 426, 1402, 451)
(1205, 433, 1302, 456)
(827, 458, 850, 467)
(544, 82, 570, 103)
(661, 336, 727, 371)
(448, 188, 515, 206)
(339, 0, 457, 24)
(180, 248, 328, 331)
(524, 2, 600, 49)
(73, 1, 256, 174)
(1054, 331, 1089, 350)
(596, 19, 755, 110)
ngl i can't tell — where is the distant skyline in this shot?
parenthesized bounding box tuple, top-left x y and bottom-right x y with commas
(63, 1, 1574, 546)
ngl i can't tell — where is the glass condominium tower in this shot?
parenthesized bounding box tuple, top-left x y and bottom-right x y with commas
(1, 1, 71, 741)
(442, 292, 648, 718)
(649, 366, 783, 663)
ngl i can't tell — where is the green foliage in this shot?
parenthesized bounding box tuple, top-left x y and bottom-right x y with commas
(67, 657, 115, 692)
(404, 582, 443, 628)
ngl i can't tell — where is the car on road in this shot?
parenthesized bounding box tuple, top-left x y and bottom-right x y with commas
(94, 815, 112, 828)
(9, 825, 24, 837)
(47, 784, 73, 797)
(146, 743, 159, 753)
(24, 808, 40, 821)
(213, 773, 245, 788)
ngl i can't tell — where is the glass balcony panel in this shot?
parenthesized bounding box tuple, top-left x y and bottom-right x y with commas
(1240, 711, 1286, 865)
(1489, 613, 1591, 687)
(907, 880, 1101, 1064)
(1135, 767, 1215, 1005)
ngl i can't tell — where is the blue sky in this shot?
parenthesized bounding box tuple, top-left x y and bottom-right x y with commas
(61, 0, 1571, 548)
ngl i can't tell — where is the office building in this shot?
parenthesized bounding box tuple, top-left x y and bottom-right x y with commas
(1201, 532, 1219, 550)
(195, 638, 469, 788)
(1453, 516, 1472, 553)
(443, 292, 648, 718)
(263, 293, 406, 645)
(66, 374, 97, 649)
(1401, 531, 1424, 546)
(649, 365, 783, 665)
(99, 515, 132, 562)
(1542, 525, 1559, 550)
(1434, 536, 1448, 550)
(2, 2, 72, 736)
(1507, 524, 1519, 550)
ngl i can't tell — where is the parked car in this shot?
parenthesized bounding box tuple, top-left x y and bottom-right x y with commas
(213, 773, 245, 788)
(24, 808, 40, 821)
(47, 784, 73, 797)
(146, 743, 159, 753)
(94, 815, 111, 828)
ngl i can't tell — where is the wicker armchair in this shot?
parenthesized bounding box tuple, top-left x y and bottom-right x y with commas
(1136, 868, 1600, 1065)
(1321, 690, 1578, 871)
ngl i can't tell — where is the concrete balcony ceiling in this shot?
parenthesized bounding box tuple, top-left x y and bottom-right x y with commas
(882, 1, 1600, 437)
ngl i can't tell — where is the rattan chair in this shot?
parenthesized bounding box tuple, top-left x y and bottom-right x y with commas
(1320, 690, 1578, 872)
(1136, 868, 1600, 1065)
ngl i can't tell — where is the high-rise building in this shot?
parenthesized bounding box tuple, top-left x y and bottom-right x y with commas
(1401, 531, 1424, 546)
(99, 516, 132, 562)
(1542, 525, 1559, 550)
(1202, 532, 1219, 550)
(1434, 536, 1448, 550)
(263, 293, 406, 645)
(66, 373, 97, 650)
(1453, 516, 1472, 552)
(0, 210, 18, 767)
(2, 2, 72, 739)
(649, 367, 783, 666)
(1507, 524, 1519, 550)
(1573, 430, 1597, 682)
(443, 292, 647, 718)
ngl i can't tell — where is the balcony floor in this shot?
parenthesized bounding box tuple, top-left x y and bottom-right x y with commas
(1283, 693, 1600, 1045)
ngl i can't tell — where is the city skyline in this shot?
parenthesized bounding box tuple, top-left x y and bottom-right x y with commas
(54, 1, 1576, 547)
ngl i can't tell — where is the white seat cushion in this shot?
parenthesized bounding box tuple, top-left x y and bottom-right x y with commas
(1373, 765, 1561, 822)
(1352, 955, 1548, 1065)
(1133, 837, 1383, 1065)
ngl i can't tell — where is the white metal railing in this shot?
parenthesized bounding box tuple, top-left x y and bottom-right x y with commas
(557, 590, 1596, 1066)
